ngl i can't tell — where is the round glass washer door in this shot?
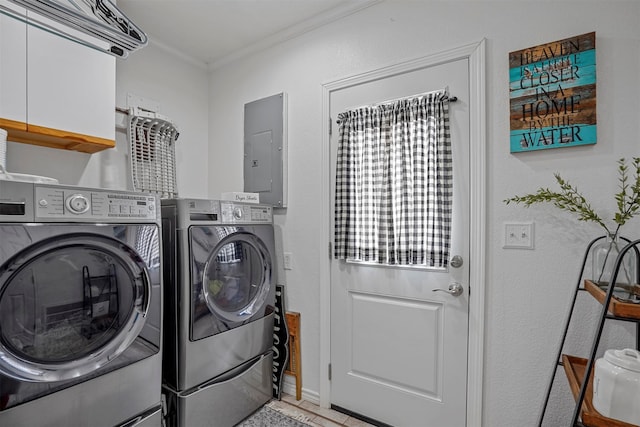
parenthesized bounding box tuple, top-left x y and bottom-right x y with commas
(202, 232, 272, 323)
(0, 233, 151, 382)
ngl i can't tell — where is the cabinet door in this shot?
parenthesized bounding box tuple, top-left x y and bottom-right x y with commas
(0, 0, 27, 124)
(27, 17, 115, 141)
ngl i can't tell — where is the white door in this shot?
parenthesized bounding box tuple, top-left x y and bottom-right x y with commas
(330, 57, 470, 427)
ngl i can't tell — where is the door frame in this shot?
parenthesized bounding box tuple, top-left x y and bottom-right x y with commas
(319, 39, 486, 426)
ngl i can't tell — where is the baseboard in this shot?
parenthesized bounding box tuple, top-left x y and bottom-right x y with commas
(281, 376, 319, 405)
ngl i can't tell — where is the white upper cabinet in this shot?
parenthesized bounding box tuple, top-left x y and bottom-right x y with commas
(27, 18, 116, 141)
(0, 0, 116, 153)
(0, 1, 26, 124)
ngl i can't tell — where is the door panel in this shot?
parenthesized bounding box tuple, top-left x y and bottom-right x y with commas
(350, 293, 442, 397)
(330, 58, 469, 427)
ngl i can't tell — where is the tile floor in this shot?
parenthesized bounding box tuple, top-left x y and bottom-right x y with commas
(267, 393, 376, 427)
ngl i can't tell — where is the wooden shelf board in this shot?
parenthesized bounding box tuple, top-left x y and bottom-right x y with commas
(562, 354, 638, 427)
(584, 280, 640, 319)
(0, 118, 115, 154)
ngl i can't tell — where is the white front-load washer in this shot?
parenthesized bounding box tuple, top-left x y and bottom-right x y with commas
(0, 180, 163, 427)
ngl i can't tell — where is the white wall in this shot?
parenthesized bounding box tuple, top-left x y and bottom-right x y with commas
(6, 42, 209, 198)
(206, 1, 640, 426)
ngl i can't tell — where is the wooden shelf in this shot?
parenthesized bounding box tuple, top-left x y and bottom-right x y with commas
(562, 354, 637, 427)
(584, 280, 640, 319)
(0, 118, 115, 154)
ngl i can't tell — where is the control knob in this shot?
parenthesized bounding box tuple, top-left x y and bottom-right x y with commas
(66, 194, 90, 214)
(233, 207, 243, 220)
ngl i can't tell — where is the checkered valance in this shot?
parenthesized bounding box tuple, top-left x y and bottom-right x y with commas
(334, 91, 452, 267)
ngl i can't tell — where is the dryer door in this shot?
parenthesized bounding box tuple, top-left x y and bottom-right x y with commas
(0, 225, 159, 386)
(190, 226, 274, 340)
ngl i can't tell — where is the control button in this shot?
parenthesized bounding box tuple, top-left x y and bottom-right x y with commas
(38, 199, 48, 207)
(66, 194, 90, 214)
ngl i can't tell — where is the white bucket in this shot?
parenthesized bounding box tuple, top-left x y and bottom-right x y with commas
(0, 128, 58, 184)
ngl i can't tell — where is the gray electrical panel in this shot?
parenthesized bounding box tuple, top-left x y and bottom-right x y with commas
(243, 93, 287, 207)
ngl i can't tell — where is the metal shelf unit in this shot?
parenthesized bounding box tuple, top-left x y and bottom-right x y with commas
(538, 236, 640, 427)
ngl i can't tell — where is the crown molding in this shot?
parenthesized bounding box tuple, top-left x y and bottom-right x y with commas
(207, 0, 383, 71)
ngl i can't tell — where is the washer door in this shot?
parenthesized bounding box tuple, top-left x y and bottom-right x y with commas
(0, 232, 151, 382)
(191, 226, 273, 340)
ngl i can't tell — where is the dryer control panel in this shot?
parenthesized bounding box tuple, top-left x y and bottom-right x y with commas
(34, 185, 158, 221)
(220, 202, 272, 224)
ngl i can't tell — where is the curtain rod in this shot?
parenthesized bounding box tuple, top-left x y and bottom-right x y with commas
(373, 88, 456, 107)
(373, 95, 457, 106)
(342, 88, 457, 113)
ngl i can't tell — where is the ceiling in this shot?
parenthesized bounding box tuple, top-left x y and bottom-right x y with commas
(117, 0, 379, 69)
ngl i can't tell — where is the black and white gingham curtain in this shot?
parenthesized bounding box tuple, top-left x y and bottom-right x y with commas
(334, 91, 452, 267)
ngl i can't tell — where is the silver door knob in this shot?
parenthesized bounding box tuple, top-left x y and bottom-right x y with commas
(432, 282, 464, 297)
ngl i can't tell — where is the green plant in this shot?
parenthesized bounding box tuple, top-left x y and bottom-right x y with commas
(504, 157, 640, 283)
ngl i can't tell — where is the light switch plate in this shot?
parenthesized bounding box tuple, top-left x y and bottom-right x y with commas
(283, 252, 293, 270)
(504, 222, 535, 249)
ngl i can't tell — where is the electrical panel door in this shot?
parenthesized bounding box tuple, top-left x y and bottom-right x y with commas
(243, 93, 287, 207)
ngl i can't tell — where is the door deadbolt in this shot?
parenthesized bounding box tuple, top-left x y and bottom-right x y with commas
(450, 255, 463, 268)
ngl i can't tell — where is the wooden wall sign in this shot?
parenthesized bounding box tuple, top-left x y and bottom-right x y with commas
(509, 32, 596, 153)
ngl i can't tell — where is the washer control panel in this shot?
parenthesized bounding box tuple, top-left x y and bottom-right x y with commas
(35, 185, 157, 221)
(220, 202, 272, 223)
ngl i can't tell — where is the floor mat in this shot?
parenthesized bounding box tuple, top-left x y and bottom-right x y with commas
(236, 405, 313, 426)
